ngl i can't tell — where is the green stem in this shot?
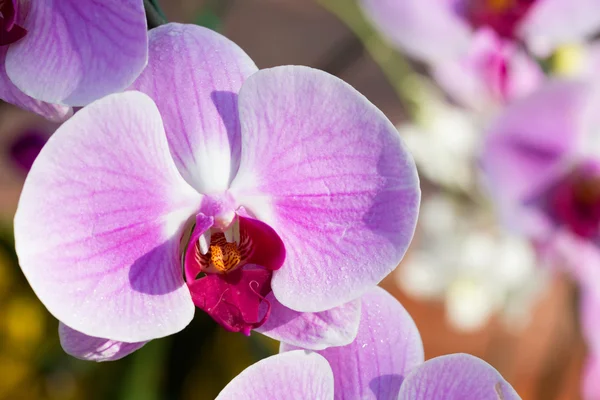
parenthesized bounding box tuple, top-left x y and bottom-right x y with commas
(316, 0, 423, 119)
(144, 0, 167, 29)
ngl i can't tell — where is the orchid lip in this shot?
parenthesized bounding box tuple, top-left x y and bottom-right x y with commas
(183, 210, 286, 335)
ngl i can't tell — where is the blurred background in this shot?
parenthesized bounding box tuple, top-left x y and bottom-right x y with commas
(0, 0, 590, 398)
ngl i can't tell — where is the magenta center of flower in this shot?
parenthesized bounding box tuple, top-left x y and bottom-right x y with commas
(550, 171, 600, 239)
(184, 213, 285, 336)
(465, 0, 536, 39)
(0, 0, 27, 46)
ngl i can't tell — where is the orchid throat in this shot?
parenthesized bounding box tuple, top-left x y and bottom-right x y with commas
(183, 212, 285, 336)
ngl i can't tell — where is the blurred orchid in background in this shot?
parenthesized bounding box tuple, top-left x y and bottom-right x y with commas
(14, 23, 420, 361)
(217, 287, 520, 399)
(481, 79, 600, 396)
(431, 27, 543, 113)
(8, 128, 49, 173)
(481, 81, 598, 285)
(0, 0, 148, 121)
(359, 0, 600, 61)
(358, 0, 600, 113)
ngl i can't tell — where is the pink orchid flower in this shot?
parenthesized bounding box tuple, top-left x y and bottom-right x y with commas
(0, 0, 148, 121)
(359, 0, 600, 62)
(482, 80, 600, 398)
(480, 81, 600, 282)
(14, 23, 420, 361)
(432, 27, 544, 112)
(358, 0, 600, 110)
(216, 287, 520, 400)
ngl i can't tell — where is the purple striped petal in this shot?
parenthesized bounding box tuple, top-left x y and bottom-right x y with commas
(5, 0, 147, 106)
(255, 293, 361, 350)
(129, 23, 258, 194)
(397, 353, 520, 400)
(282, 287, 424, 400)
(215, 351, 334, 400)
(59, 322, 146, 362)
(231, 66, 420, 312)
(359, 0, 472, 62)
(14, 91, 201, 342)
(0, 47, 71, 121)
(521, 0, 600, 56)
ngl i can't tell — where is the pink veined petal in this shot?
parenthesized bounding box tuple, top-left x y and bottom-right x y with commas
(5, 0, 148, 106)
(255, 293, 361, 350)
(231, 66, 420, 313)
(0, 47, 71, 121)
(480, 81, 588, 237)
(397, 353, 520, 400)
(358, 0, 472, 63)
(14, 91, 201, 342)
(215, 350, 334, 400)
(129, 23, 258, 194)
(432, 28, 543, 112)
(281, 287, 424, 400)
(520, 0, 600, 56)
(59, 322, 146, 362)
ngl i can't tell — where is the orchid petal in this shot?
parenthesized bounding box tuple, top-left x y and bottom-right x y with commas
(544, 231, 600, 292)
(14, 91, 201, 342)
(5, 0, 147, 106)
(232, 66, 420, 312)
(281, 287, 424, 400)
(397, 353, 520, 400)
(583, 355, 600, 400)
(480, 81, 588, 237)
(359, 0, 471, 63)
(215, 350, 334, 400)
(130, 23, 258, 193)
(432, 28, 543, 112)
(521, 0, 600, 56)
(255, 293, 361, 350)
(581, 287, 600, 353)
(59, 322, 146, 362)
(0, 47, 71, 121)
